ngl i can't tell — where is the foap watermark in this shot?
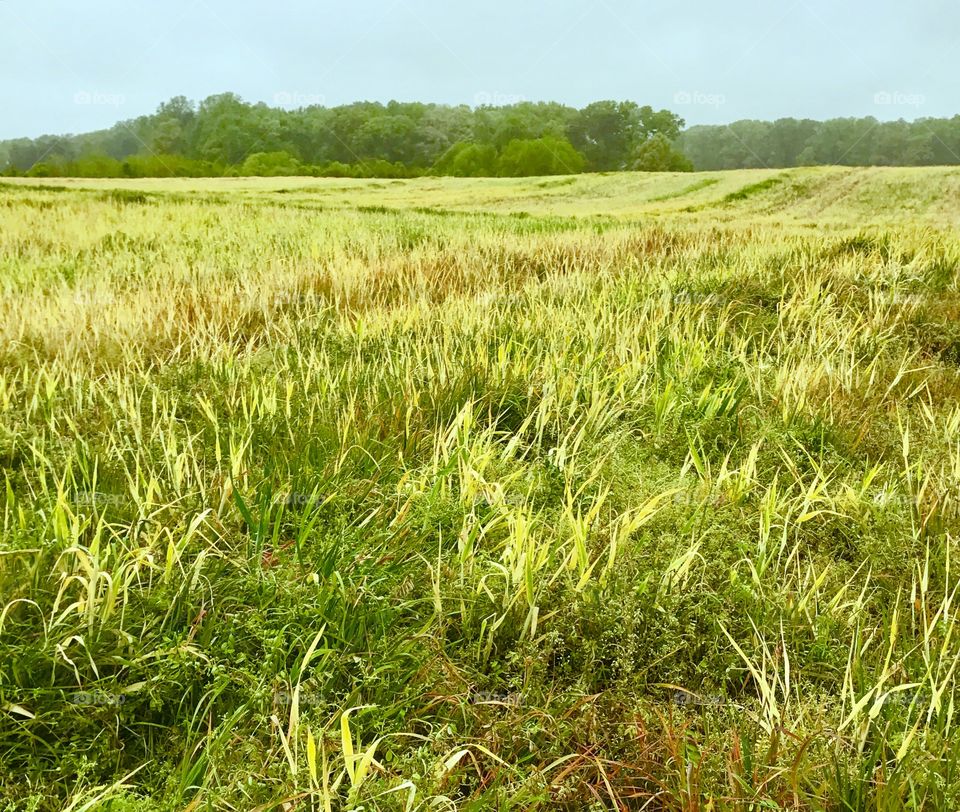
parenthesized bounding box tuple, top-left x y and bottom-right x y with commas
(669, 487, 717, 508)
(273, 91, 326, 108)
(474, 91, 526, 107)
(273, 688, 327, 708)
(470, 689, 523, 707)
(467, 490, 526, 509)
(268, 291, 323, 309)
(671, 690, 745, 709)
(75, 490, 127, 508)
(74, 90, 126, 107)
(70, 290, 114, 307)
(70, 690, 129, 707)
(663, 687, 933, 714)
(673, 90, 726, 109)
(281, 492, 321, 509)
(671, 291, 728, 306)
(888, 292, 926, 306)
(873, 91, 925, 109)
(865, 490, 931, 511)
(879, 689, 932, 709)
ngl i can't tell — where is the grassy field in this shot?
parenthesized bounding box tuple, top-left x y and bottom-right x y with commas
(6, 165, 960, 225)
(2, 167, 960, 810)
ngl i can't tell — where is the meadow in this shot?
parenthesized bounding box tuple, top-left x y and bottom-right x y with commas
(2, 166, 960, 810)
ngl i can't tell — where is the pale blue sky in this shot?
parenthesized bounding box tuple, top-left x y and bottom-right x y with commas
(1, 0, 956, 139)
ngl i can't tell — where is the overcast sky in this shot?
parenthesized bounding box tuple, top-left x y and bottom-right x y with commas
(1, 0, 956, 139)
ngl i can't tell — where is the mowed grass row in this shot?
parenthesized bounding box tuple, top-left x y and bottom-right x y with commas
(2, 177, 960, 809)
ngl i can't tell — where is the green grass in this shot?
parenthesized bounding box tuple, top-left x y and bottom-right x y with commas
(5, 165, 960, 226)
(647, 177, 721, 202)
(719, 174, 789, 203)
(2, 169, 960, 810)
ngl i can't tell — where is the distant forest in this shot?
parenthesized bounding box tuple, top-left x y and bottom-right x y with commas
(2, 94, 958, 177)
(678, 117, 960, 170)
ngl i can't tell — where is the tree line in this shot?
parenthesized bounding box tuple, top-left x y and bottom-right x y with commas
(677, 117, 960, 169)
(0, 95, 690, 178)
(3, 96, 958, 178)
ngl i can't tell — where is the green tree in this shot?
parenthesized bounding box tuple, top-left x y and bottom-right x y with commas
(150, 96, 196, 154)
(69, 154, 124, 177)
(567, 101, 641, 171)
(637, 105, 685, 141)
(767, 118, 819, 166)
(632, 134, 693, 172)
(355, 115, 417, 163)
(241, 151, 301, 176)
(433, 142, 498, 176)
(411, 105, 474, 166)
(497, 137, 585, 177)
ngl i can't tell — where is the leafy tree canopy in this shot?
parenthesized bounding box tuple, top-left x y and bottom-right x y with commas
(497, 136, 585, 177)
(6, 94, 955, 177)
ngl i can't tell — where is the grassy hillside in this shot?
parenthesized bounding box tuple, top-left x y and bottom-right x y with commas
(2, 170, 960, 809)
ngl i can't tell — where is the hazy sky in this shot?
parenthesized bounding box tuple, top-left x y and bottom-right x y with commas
(1, 0, 956, 139)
